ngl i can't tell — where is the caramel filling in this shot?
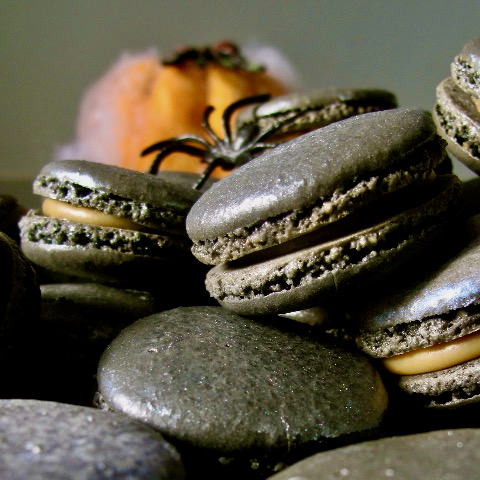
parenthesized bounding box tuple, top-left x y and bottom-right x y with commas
(42, 198, 145, 232)
(382, 330, 480, 375)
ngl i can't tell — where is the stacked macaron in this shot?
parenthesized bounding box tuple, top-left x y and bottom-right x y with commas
(354, 214, 480, 410)
(234, 87, 397, 141)
(434, 37, 480, 175)
(19, 160, 210, 298)
(15, 161, 216, 404)
(186, 108, 463, 315)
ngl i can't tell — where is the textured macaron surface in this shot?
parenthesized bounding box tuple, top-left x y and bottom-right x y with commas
(434, 77, 480, 174)
(397, 356, 480, 408)
(187, 108, 445, 264)
(205, 175, 463, 315)
(355, 214, 480, 358)
(34, 160, 202, 232)
(235, 87, 397, 135)
(266, 428, 480, 480)
(451, 37, 480, 99)
(0, 399, 185, 479)
(97, 306, 387, 474)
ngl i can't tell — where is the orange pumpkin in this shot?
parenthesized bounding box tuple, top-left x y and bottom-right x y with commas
(64, 42, 293, 178)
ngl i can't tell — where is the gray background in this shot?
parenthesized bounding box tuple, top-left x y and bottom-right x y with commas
(1, 0, 480, 204)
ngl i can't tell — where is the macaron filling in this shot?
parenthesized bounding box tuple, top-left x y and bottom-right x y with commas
(382, 329, 480, 375)
(33, 168, 190, 233)
(41, 198, 155, 234)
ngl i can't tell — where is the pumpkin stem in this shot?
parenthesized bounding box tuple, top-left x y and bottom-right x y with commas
(161, 41, 265, 72)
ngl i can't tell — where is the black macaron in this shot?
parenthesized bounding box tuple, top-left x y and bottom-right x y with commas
(19, 160, 205, 289)
(234, 87, 397, 140)
(354, 214, 480, 409)
(0, 399, 185, 479)
(96, 306, 388, 479)
(186, 108, 463, 315)
(434, 37, 480, 175)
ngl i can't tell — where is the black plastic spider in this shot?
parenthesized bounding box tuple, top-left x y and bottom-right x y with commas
(141, 94, 303, 190)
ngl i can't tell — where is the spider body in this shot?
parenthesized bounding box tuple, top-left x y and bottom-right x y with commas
(142, 94, 304, 190)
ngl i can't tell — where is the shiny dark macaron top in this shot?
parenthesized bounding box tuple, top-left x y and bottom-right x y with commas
(19, 160, 212, 286)
(33, 160, 203, 233)
(353, 215, 480, 408)
(235, 87, 397, 139)
(267, 429, 480, 480)
(187, 108, 446, 265)
(355, 214, 480, 359)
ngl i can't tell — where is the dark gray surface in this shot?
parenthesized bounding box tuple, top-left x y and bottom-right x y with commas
(0, 399, 185, 480)
(97, 306, 388, 477)
(267, 428, 480, 480)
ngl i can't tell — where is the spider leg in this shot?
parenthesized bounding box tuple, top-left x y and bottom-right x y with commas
(193, 158, 223, 190)
(221, 93, 271, 143)
(141, 135, 210, 157)
(200, 105, 225, 147)
(147, 144, 208, 174)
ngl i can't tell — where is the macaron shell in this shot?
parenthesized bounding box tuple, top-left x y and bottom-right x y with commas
(355, 214, 480, 358)
(434, 77, 480, 175)
(235, 87, 397, 134)
(397, 356, 480, 408)
(97, 306, 387, 476)
(205, 175, 463, 315)
(0, 399, 185, 479)
(451, 37, 480, 99)
(187, 109, 443, 263)
(19, 211, 195, 286)
(34, 160, 202, 231)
